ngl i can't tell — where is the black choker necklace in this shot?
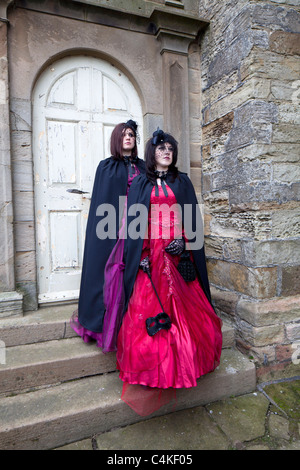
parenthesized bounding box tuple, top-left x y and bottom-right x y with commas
(154, 170, 168, 179)
(154, 170, 168, 197)
(123, 155, 138, 177)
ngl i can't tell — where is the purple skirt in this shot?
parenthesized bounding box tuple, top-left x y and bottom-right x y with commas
(71, 169, 137, 353)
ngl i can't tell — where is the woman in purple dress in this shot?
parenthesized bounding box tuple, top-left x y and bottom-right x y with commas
(71, 120, 145, 352)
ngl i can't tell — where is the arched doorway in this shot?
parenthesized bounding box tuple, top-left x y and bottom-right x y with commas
(32, 55, 143, 305)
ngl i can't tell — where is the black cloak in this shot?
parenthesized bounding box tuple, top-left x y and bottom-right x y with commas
(78, 156, 146, 333)
(123, 171, 212, 313)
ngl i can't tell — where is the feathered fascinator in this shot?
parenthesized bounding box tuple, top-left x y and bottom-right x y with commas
(125, 120, 138, 133)
(151, 127, 166, 146)
(124, 120, 140, 143)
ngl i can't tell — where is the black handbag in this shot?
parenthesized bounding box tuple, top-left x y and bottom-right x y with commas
(177, 251, 197, 282)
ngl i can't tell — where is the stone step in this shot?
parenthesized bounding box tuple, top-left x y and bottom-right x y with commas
(0, 320, 234, 396)
(0, 304, 235, 348)
(0, 305, 77, 347)
(0, 337, 116, 395)
(0, 348, 256, 450)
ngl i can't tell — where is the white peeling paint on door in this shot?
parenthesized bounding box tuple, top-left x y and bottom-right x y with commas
(33, 56, 143, 305)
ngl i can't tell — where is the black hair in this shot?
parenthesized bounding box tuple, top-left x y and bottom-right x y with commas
(145, 132, 179, 184)
(110, 121, 138, 160)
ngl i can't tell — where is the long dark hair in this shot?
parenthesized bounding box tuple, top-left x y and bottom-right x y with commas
(110, 122, 138, 160)
(145, 132, 179, 184)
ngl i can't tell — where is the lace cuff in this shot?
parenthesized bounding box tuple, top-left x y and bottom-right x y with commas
(165, 238, 185, 256)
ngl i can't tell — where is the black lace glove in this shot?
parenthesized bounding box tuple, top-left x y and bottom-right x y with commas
(165, 238, 185, 256)
(139, 256, 150, 275)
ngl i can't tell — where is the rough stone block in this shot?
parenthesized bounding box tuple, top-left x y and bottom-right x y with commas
(226, 100, 277, 150)
(237, 342, 276, 364)
(271, 80, 295, 101)
(286, 322, 300, 342)
(241, 50, 300, 82)
(237, 295, 300, 327)
(229, 181, 298, 206)
(237, 143, 300, 164)
(207, 78, 271, 124)
(252, 4, 300, 33)
(275, 344, 294, 363)
(210, 285, 239, 317)
(203, 190, 230, 213)
(281, 265, 300, 296)
(202, 111, 234, 141)
(210, 151, 272, 191)
(201, 70, 240, 108)
(205, 236, 243, 263)
(243, 239, 300, 267)
(237, 319, 285, 347)
(278, 103, 300, 125)
(270, 31, 300, 55)
(272, 208, 300, 239)
(273, 162, 300, 183)
(272, 124, 300, 143)
(208, 33, 252, 86)
(209, 210, 272, 240)
(207, 259, 277, 298)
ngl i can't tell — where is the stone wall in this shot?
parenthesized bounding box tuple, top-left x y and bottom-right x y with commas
(195, 0, 300, 380)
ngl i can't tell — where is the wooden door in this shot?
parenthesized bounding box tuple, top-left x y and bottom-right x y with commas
(32, 56, 143, 304)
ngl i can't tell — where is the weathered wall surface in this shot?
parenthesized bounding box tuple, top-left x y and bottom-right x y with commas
(196, 0, 300, 380)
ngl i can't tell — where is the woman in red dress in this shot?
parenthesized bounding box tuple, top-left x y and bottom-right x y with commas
(117, 129, 222, 415)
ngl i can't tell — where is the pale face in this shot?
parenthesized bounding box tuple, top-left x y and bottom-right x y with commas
(122, 128, 136, 156)
(154, 142, 174, 171)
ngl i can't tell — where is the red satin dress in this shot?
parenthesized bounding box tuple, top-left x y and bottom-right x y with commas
(116, 184, 222, 412)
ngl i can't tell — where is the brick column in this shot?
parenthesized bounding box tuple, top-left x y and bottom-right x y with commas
(0, 2, 23, 317)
